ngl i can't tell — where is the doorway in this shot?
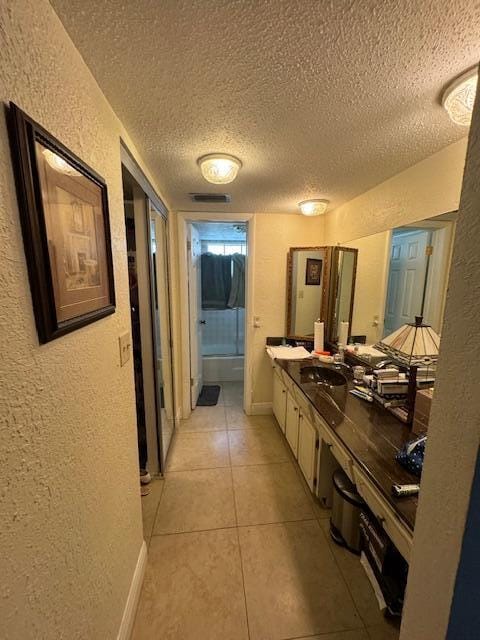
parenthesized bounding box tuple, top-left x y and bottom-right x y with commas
(188, 222, 247, 411)
(122, 166, 176, 480)
(383, 216, 455, 336)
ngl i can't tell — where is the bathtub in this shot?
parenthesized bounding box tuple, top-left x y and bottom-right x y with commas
(202, 355, 244, 382)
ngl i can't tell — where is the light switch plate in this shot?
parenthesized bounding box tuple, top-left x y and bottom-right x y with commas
(119, 332, 131, 367)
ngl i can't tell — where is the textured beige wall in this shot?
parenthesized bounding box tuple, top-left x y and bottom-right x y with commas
(324, 138, 468, 244)
(252, 213, 325, 404)
(0, 1, 166, 637)
(400, 77, 480, 640)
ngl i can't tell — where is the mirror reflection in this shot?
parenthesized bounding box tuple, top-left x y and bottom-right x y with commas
(330, 248, 357, 344)
(345, 211, 456, 346)
(287, 247, 326, 337)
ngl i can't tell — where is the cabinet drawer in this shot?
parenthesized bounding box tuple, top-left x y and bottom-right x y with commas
(285, 392, 300, 457)
(294, 386, 314, 422)
(281, 370, 297, 395)
(353, 465, 413, 562)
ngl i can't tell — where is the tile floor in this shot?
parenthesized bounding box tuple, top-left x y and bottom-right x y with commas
(135, 382, 400, 640)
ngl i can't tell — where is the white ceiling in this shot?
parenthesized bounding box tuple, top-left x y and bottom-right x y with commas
(50, 0, 480, 214)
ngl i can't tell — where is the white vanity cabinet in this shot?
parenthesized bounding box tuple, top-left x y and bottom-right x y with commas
(297, 412, 318, 491)
(285, 392, 300, 457)
(269, 360, 414, 563)
(272, 365, 287, 433)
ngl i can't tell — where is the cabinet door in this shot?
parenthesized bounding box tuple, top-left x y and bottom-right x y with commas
(272, 371, 287, 433)
(298, 414, 318, 491)
(285, 392, 299, 457)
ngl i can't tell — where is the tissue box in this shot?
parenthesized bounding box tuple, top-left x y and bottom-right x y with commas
(413, 388, 434, 435)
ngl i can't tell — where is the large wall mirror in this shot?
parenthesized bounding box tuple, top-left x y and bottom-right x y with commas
(286, 246, 358, 341)
(344, 210, 457, 346)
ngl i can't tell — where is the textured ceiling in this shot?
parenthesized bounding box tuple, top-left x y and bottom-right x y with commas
(50, 0, 480, 214)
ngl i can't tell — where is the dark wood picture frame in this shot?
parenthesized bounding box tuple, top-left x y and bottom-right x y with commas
(305, 258, 323, 285)
(7, 102, 115, 343)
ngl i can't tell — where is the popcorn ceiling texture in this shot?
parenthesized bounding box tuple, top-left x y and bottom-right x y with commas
(50, 0, 480, 214)
(0, 1, 164, 637)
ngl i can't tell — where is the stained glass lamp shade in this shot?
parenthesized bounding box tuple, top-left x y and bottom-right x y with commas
(374, 316, 440, 367)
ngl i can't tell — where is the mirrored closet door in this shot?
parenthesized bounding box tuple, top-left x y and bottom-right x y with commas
(148, 202, 175, 467)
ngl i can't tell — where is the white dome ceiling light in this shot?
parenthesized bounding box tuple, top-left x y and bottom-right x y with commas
(442, 68, 478, 127)
(198, 153, 242, 184)
(43, 149, 81, 176)
(298, 199, 329, 216)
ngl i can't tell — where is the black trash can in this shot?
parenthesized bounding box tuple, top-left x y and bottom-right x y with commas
(330, 469, 365, 554)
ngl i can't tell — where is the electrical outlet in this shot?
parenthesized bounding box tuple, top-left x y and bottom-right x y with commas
(119, 332, 131, 367)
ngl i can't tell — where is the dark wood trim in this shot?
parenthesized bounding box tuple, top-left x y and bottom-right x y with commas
(6, 102, 115, 343)
(326, 246, 358, 344)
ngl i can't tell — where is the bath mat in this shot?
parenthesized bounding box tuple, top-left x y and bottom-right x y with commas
(197, 385, 221, 406)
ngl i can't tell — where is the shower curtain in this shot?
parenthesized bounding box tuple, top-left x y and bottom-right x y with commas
(201, 253, 245, 309)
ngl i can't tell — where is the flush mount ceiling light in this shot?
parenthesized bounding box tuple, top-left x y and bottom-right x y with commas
(442, 67, 478, 127)
(298, 199, 329, 216)
(197, 153, 242, 184)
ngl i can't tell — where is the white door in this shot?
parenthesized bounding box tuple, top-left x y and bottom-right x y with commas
(298, 414, 318, 491)
(285, 392, 300, 458)
(272, 369, 287, 433)
(188, 225, 203, 408)
(384, 230, 429, 335)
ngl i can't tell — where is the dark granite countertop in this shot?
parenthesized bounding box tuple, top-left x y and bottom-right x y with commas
(276, 357, 418, 532)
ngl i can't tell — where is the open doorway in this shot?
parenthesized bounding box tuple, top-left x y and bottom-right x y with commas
(122, 163, 176, 494)
(187, 222, 247, 412)
(383, 212, 456, 336)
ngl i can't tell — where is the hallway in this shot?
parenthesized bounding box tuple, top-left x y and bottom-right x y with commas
(136, 383, 399, 640)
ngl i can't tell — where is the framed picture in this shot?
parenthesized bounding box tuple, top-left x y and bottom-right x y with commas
(305, 258, 322, 285)
(8, 103, 115, 343)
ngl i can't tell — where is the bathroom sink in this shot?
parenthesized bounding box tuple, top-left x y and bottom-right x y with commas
(300, 366, 347, 387)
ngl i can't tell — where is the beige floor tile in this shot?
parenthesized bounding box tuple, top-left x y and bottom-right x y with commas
(238, 520, 362, 640)
(319, 519, 386, 628)
(167, 431, 229, 471)
(303, 630, 369, 640)
(226, 406, 277, 430)
(291, 462, 332, 520)
(233, 462, 314, 525)
(153, 467, 236, 534)
(141, 478, 164, 543)
(132, 529, 249, 640)
(222, 382, 244, 407)
(229, 428, 290, 466)
(366, 619, 400, 640)
(177, 405, 227, 432)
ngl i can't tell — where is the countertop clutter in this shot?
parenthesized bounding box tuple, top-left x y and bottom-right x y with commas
(276, 357, 419, 533)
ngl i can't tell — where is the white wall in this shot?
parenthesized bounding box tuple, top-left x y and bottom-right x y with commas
(400, 77, 480, 640)
(0, 1, 166, 637)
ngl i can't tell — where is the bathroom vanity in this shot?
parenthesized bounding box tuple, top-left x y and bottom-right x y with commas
(271, 356, 418, 563)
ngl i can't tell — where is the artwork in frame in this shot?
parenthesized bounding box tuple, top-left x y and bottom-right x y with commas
(305, 258, 322, 285)
(7, 103, 115, 343)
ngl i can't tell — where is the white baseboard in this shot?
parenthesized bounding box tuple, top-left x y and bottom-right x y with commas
(250, 402, 273, 415)
(117, 540, 147, 640)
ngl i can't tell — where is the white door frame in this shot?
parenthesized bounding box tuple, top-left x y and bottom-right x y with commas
(177, 211, 255, 419)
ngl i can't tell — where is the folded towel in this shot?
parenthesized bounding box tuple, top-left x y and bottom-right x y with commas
(266, 346, 312, 360)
